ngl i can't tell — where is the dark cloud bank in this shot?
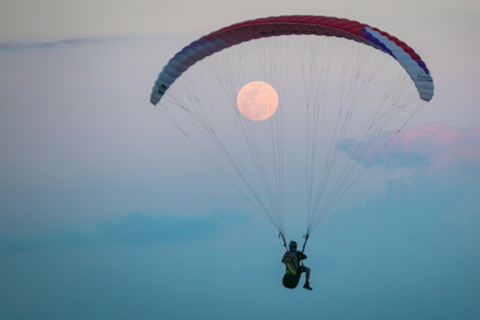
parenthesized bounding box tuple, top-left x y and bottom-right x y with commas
(0, 210, 247, 255)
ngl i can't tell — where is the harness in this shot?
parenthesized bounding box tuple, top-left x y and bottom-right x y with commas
(285, 257, 297, 275)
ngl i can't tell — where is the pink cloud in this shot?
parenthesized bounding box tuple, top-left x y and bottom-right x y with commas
(342, 123, 480, 172)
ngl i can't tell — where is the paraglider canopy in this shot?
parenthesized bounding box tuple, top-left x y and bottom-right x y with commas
(151, 15, 433, 105)
(150, 15, 434, 242)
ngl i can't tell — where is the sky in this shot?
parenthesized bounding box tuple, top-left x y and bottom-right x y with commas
(1, 1, 480, 319)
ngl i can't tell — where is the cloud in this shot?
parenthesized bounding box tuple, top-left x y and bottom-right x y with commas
(0, 210, 247, 255)
(0, 227, 91, 255)
(338, 123, 480, 227)
(95, 210, 241, 245)
(0, 38, 108, 51)
(340, 123, 480, 173)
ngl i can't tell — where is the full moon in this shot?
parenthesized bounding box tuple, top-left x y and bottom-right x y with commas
(237, 81, 279, 121)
